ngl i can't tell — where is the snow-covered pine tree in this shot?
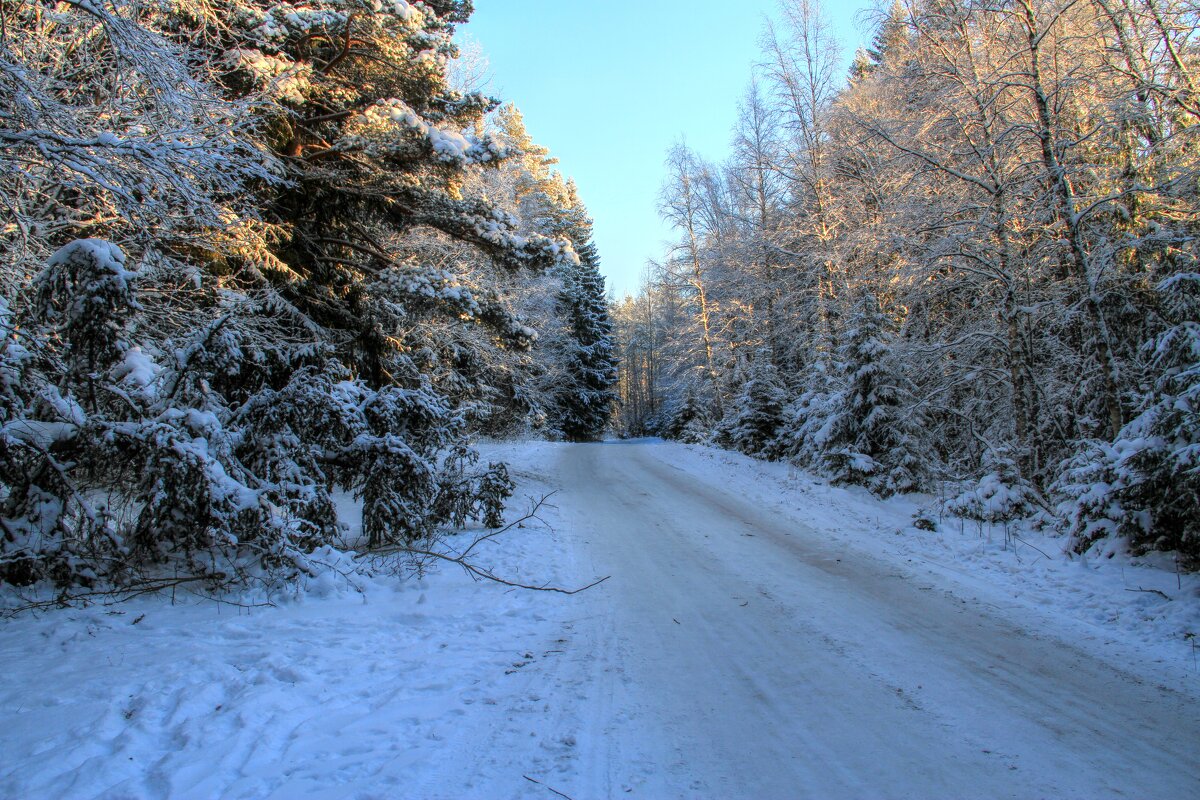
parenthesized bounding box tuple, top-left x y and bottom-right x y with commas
(548, 181, 618, 441)
(659, 386, 711, 444)
(480, 108, 618, 441)
(820, 290, 924, 497)
(491, 104, 561, 231)
(167, 0, 570, 547)
(198, 0, 573, 369)
(1060, 273, 1200, 565)
(462, 104, 574, 437)
(719, 352, 788, 459)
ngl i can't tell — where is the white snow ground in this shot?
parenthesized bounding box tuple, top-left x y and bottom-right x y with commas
(2, 439, 1198, 799)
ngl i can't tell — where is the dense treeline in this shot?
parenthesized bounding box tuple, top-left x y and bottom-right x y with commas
(0, 0, 615, 595)
(615, 0, 1200, 565)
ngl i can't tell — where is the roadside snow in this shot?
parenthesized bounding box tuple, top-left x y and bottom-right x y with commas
(0, 443, 590, 799)
(659, 440, 1199, 690)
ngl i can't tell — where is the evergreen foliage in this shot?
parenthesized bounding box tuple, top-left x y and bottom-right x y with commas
(550, 185, 619, 442)
(1059, 274, 1200, 566)
(484, 108, 618, 442)
(946, 451, 1041, 524)
(819, 292, 924, 497)
(659, 389, 711, 444)
(719, 354, 787, 459)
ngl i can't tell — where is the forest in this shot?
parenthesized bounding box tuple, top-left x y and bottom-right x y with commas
(614, 0, 1200, 567)
(0, 0, 617, 598)
(2, 0, 1199, 607)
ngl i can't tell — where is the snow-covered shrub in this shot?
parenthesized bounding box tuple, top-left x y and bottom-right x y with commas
(1054, 439, 1128, 552)
(912, 511, 937, 532)
(116, 412, 296, 578)
(945, 452, 1040, 523)
(31, 241, 138, 387)
(433, 451, 514, 532)
(0, 244, 138, 587)
(0, 381, 118, 588)
(361, 382, 455, 541)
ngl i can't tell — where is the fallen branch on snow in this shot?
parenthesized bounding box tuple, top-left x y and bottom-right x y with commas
(359, 494, 611, 596)
(1126, 587, 1171, 601)
(523, 774, 576, 799)
(1, 574, 275, 617)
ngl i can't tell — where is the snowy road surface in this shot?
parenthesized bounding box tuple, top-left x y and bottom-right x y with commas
(2, 439, 1198, 799)
(544, 441, 1200, 799)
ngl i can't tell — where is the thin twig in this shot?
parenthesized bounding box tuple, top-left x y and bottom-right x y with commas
(459, 493, 557, 560)
(523, 775, 575, 800)
(399, 549, 610, 595)
(301, 557, 367, 595)
(1126, 587, 1171, 601)
(362, 497, 551, 561)
(1011, 534, 1053, 560)
(1, 575, 274, 617)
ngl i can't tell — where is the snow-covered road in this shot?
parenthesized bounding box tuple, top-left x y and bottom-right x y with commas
(2, 439, 1197, 799)
(546, 440, 1200, 798)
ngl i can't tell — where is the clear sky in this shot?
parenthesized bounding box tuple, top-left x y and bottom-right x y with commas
(459, 1, 877, 298)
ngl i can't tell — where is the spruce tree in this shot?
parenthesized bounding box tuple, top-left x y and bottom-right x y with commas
(1062, 274, 1200, 565)
(848, 1, 905, 82)
(660, 388, 710, 444)
(1118, 274, 1200, 563)
(203, 0, 568, 542)
(550, 182, 619, 441)
(820, 291, 924, 496)
(722, 352, 788, 458)
(204, 1, 574, 374)
(493, 103, 560, 230)
(867, 1, 908, 68)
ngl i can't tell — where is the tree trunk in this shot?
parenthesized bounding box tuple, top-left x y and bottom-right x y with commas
(1019, 0, 1125, 441)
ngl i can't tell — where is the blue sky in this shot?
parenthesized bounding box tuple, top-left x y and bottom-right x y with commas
(460, 1, 876, 298)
